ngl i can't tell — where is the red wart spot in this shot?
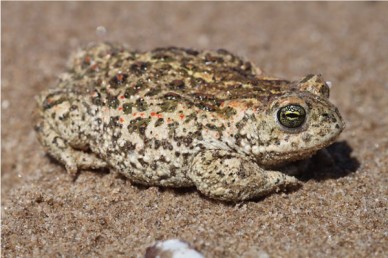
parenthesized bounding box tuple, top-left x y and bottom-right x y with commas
(179, 114, 185, 120)
(119, 95, 125, 99)
(119, 117, 124, 123)
(118, 107, 123, 111)
(90, 64, 99, 71)
(83, 55, 91, 65)
(151, 112, 163, 118)
(116, 74, 124, 81)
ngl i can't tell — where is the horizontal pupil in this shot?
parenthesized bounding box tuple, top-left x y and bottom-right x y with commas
(285, 112, 300, 119)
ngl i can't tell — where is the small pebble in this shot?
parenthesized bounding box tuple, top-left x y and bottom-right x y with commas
(96, 26, 107, 37)
(145, 239, 204, 258)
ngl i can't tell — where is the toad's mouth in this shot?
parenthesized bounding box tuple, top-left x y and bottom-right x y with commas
(257, 135, 340, 168)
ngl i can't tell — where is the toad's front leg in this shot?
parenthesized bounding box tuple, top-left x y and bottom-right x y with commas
(188, 150, 300, 201)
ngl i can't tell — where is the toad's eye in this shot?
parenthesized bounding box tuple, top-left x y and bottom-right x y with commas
(277, 104, 306, 128)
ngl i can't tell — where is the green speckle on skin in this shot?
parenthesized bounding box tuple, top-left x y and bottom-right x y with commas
(189, 76, 205, 87)
(124, 80, 147, 98)
(108, 96, 120, 109)
(206, 123, 226, 132)
(196, 102, 216, 112)
(108, 116, 121, 128)
(154, 118, 164, 127)
(124, 87, 137, 98)
(136, 98, 148, 111)
(145, 87, 162, 97)
(160, 100, 178, 112)
(123, 103, 133, 114)
(127, 117, 151, 134)
(218, 106, 237, 118)
(168, 121, 180, 137)
(184, 113, 197, 123)
(136, 79, 147, 89)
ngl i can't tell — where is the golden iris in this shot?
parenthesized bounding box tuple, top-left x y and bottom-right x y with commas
(277, 104, 306, 128)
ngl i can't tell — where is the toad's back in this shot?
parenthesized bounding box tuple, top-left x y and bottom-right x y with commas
(59, 43, 299, 108)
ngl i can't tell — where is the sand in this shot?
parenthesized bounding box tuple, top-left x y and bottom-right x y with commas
(2, 2, 387, 257)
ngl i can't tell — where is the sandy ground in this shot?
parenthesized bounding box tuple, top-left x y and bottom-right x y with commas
(2, 2, 387, 257)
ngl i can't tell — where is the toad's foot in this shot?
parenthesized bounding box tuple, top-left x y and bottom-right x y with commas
(188, 150, 300, 201)
(34, 118, 108, 176)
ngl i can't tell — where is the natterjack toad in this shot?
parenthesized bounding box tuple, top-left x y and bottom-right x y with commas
(34, 43, 344, 201)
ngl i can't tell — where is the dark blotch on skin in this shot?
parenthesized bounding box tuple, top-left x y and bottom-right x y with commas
(204, 53, 224, 63)
(300, 74, 315, 83)
(302, 133, 312, 143)
(43, 97, 67, 110)
(108, 116, 122, 128)
(161, 140, 174, 150)
(91, 91, 103, 106)
(121, 141, 136, 152)
(109, 73, 128, 88)
(154, 140, 161, 150)
(169, 79, 185, 90)
(206, 123, 226, 132)
(107, 94, 119, 109)
(138, 158, 149, 167)
(130, 61, 149, 75)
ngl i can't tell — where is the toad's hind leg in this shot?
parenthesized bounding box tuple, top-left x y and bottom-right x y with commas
(34, 89, 108, 176)
(34, 118, 107, 176)
(188, 150, 300, 201)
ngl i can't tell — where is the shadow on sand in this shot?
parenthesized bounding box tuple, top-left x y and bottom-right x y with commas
(298, 140, 360, 182)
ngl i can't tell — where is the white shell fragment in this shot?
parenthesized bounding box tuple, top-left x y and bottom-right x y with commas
(325, 81, 332, 88)
(145, 239, 204, 258)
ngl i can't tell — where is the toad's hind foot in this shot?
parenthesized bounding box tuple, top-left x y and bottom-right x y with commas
(188, 150, 300, 201)
(34, 118, 108, 177)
